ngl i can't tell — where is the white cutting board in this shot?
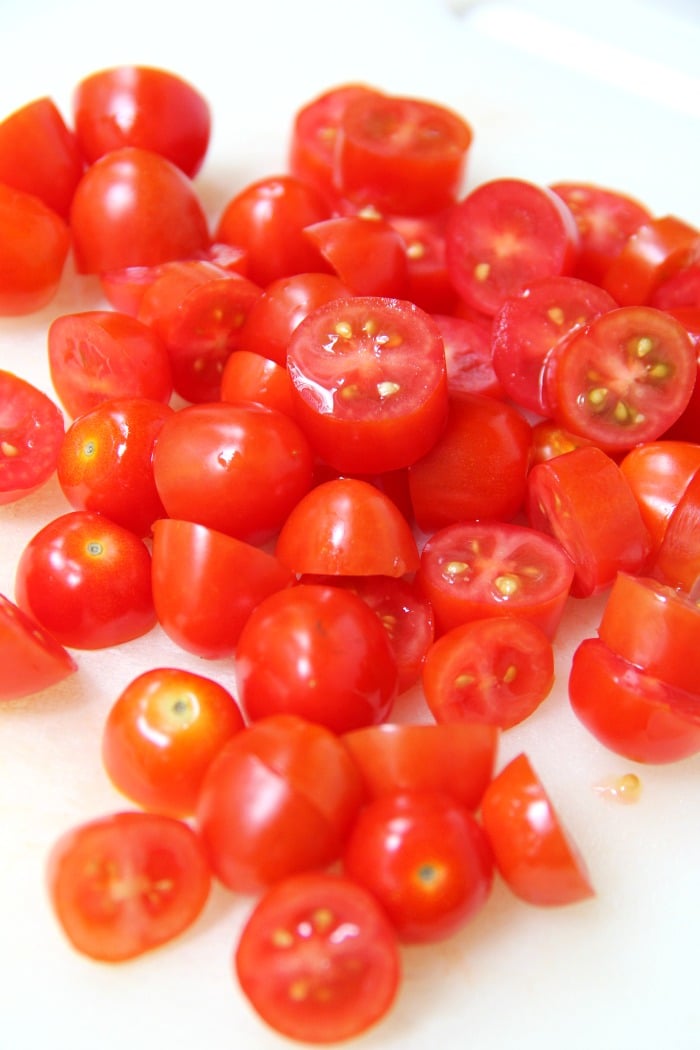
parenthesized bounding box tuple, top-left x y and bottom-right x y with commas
(2, 2, 700, 1048)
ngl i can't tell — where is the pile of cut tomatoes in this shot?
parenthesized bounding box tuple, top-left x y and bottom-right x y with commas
(2, 66, 700, 1044)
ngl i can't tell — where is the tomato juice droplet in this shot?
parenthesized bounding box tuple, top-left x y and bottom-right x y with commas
(593, 772, 642, 804)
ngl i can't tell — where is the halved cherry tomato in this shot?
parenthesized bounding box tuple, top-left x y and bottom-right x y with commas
(528, 419, 595, 467)
(389, 212, 460, 315)
(235, 583, 398, 733)
(0, 592, 77, 701)
(220, 349, 296, 416)
(650, 262, 700, 311)
(195, 714, 365, 893)
(151, 518, 295, 659)
(422, 616, 554, 730)
(480, 752, 594, 906)
(304, 215, 408, 298)
(234, 871, 400, 1044)
(0, 182, 70, 315)
(650, 466, 700, 596)
(569, 637, 700, 764)
(415, 521, 574, 638)
(619, 440, 700, 555)
(102, 667, 245, 817)
(0, 370, 65, 504)
(47, 310, 173, 418)
(342, 722, 498, 811)
(602, 215, 700, 306)
(275, 477, 419, 578)
(286, 295, 448, 474)
(343, 789, 494, 943)
(47, 811, 211, 962)
(432, 313, 503, 399)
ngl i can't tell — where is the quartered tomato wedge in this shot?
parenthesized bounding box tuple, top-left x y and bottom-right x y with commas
(0, 370, 65, 504)
(601, 215, 700, 306)
(651, 466, 700, 596)
(304, 215, 408, 298)
(619, 440, 700, 555)
(0, 592, 77, 701)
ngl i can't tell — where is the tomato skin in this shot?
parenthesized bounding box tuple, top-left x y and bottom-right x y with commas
(47, 811, 211, 962)
(304, 215, 409, 298)
(195, 715, 366, 893)
(151, 518, 295, 659)
(275, 477, 419, 578)
(422, 616, 555, 730)
(650, 466, 700, 595)
(433, 313, 503, 399)
(602, 215, 700, 306)
(234, 871, 401, 1044)
(14, 510, 156, 650)
(57, 398, 173, 537)
(0, 96, 84, 220)
(619, 440, 700, 556)
(152, 401, 314, 544)
(343, 790, 493, 944)
(0, 182, 70, 315)
(0, 370, 65, 504)
(342, 722, 498, 811)
(480, 753, 594, 906)
(102, 668, 245, 817)
(220, 349, 296, 416)
(407, 392, 532, 531)
(235, 584, 398, 733)
(73, 65, 211, 177)
(70, 146, 210, 273)
(528, 419, 595, 467)
(389, 212, 460, 316)
(48, 310, 173, 418)
(0, 592, 77, 701)
(568, 637, 700, 764)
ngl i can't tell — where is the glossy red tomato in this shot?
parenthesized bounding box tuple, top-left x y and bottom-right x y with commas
(422, 616, 555, 730)
(569, 637, 700, 764)
(528, 419, 595, 467)
(235, 584, 398, 733)
(480, 753, 594, 906)
(602, 214, 700, 306)
(220, 349, 296, 415)
(235, 871, 400, 1044)
(151, 518, 294, 659)
(304, 215, 408, 298)
(0, 592, 77, 701)
(195, 715, 365, 893)
(445, 178, 579, 316)
(0, 182, 70, 315)
(47, 310, 173, 418)
(286, 295, 449, 474)
(47, 811, 211, 962)
(102, 667, 245, 817)
(152, 400, 314, 544)
(215, 174, 331, 287)
(651, 262, 700, 312)
(14, 510, 156, 649)
(619, 440, 700, 555)
(72, 65, 211, 177)
(342, 722, 498, 811)
(0, 96, 84, 219)
(57, 398, 173, 536)
(0, 370, 65, 504)
(650, 466, 700, 596)
(70, 146, 210, 273)
(432, 313, 502, 399)
(343, 790, 493, 944)
(275, 477, 419, 578)
(407, 391, 532, 531)
(415, 521, 575, 638)
(389, 212, 460, 315)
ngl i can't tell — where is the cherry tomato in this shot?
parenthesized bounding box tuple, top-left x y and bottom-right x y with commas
(47, 310, 173, 418)
(389, 212, 460, 315)
(0, 96, 84, 220)
(0, 370, 65, 504)
(235, 584, 398, 733)
(234, 871, 400, 1044)
(220, 349, 296, 416)
(215, 174, 331, 287)
(14, 510, 156, 649)
(102, 668, 245, 817)
(528, 419, 595, 467)
(569, 637, 700, 764)
(602, 215, 700, 306)
(152, 400, 314, 544)
(619, 440, 700, 555)
(195, 714, 365, 893)
(0, 592, 77, 701)
(650, 261, 700, 312)
(343, 790, 493, 944)
(422, 616, 555, 730)
(526, 445, 652, 597)
(70, 146, 210, 273)
(47, 811, 211, 962)
(275, 477, 419, 578)
(650, 466, 700, 596)
(543, 305, 697, 451)
(342, 722, 498, 811)
(445, 178, 579, 316)
(72, 65, 211, 177)
(480, 753, 594, 906)
(407, 391, 532, 531)
(334, 92, 473, 215)
(415, 521, 575, 638)
(433, 313, 503, 399)
(304, 215, 409, 298)
(0, 182, 70, 315)
(151, 518, 294, 659)
(286, 295, 448, 474)
(57, 398, 173, 536)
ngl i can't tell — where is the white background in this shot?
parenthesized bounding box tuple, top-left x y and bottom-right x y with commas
(2, 2, 700, 1049)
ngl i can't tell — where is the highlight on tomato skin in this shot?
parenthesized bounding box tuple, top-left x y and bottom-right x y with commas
(0, 592, 77, 702)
